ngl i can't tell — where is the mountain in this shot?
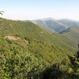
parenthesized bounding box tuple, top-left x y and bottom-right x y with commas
(58, 19, 79, 47)
(0, 18, 76, 79)
(33, 18, 68, 33)
(34, 18, 79, 47)
(33, 18, 79, 33)
(58, 19, 79, 28)
(62, 26, 79, 47)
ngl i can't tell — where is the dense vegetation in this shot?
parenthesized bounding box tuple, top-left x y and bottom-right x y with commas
(0, 18, 78, 79)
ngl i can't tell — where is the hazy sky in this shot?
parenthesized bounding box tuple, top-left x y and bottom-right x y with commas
(0, 0, 79, 20)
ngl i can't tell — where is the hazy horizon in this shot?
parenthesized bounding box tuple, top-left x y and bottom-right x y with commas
(0, 0, 79, 20)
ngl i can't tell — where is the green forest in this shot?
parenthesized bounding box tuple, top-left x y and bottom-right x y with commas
(0, 17, 79, 79)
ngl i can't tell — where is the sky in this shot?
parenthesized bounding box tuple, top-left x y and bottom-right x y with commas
(0, 0, 79, 20)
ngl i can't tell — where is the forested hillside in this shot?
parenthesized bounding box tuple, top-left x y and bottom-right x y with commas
(0, 18, 77, 79)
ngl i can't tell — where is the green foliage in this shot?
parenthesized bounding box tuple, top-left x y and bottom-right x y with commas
(0, 18, 77, 79)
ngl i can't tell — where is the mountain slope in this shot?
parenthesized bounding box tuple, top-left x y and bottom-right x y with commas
(33, 18, 79, 47)
(58, 19, 79, 28)
(62, 27, 79, 47)
(0, 18, 76, 79)
(58, 19, 79, 47)
(33, 18, 68, 33)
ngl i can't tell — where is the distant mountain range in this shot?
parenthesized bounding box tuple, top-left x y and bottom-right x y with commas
(33, 18, 67, 33)
(33, 18, 79, 33)
(32, 18, 79, 46)
(58, 19, 79, 28)
(58, 19, 79, 46)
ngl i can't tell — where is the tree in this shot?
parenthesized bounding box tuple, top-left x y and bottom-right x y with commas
(67, 45, 79, 79)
